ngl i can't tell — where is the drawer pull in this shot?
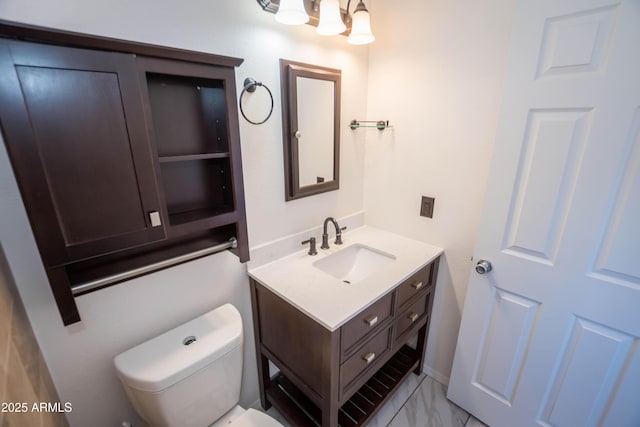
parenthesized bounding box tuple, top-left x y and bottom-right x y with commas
(411, 281, 423, 291)
(362, 352, 376, 364)
(364, 315, 378, 327)
(408, 312, 419, 322)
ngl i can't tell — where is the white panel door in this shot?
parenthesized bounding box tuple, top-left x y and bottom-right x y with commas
(447, 0, 640, 426)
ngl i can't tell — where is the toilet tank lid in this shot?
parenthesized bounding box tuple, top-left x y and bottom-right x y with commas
(114, 304, 243, 392)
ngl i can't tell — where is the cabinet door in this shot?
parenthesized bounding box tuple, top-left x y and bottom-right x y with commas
(0, 40, 166, 266)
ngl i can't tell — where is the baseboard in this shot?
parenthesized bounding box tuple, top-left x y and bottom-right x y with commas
(422, 364, 450, 387)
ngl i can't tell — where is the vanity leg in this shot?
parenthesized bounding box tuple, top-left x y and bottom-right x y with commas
(321, 329, 340, 427)
(250, 280, 271, 409)
(414, 323, 428, 375)
(257, 354, 271, 409)
(414, 258, 439, 375)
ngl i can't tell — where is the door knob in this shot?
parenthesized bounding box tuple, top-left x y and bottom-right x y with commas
(475, 259, 493, 274)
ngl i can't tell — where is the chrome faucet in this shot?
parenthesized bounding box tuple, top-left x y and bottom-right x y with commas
(321, 217, 346, 249)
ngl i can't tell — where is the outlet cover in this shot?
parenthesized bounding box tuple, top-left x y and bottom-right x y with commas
(420, 196, 435, 218)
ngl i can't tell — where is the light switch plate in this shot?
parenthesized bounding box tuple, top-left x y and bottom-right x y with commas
(420, 196, 435, 218)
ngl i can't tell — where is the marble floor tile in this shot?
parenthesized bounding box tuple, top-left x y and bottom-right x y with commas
(465, 416, 489, 427)
(388, 376, 469, 427)
(366, 372, 426, 427)
(265, 406, 293, 427)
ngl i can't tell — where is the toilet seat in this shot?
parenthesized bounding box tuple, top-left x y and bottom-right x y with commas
(229, 409, 283, 427)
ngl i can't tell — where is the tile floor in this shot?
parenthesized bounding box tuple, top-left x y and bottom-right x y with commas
(264, 374, 489, 427)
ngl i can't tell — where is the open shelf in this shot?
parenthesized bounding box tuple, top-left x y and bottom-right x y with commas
(158, 158, 234, 228)
(146, 73, 229, 157)
(267, 345, 420, 427)
(158, 152, 230, 163)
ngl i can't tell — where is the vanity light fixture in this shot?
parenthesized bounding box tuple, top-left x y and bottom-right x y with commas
(275, 0, 309, 25)
(316, 0, 346, 35)
(259, 0, 375, 44)
(346, 0, 375, 45)
(317, 0, 375, 44)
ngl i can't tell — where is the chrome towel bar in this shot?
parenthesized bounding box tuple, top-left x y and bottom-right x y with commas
(71, 237, 238, 295)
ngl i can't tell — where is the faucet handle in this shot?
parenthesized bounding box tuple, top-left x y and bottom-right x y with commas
(335, 226, 347, 245)
(301, 237, 317, 255)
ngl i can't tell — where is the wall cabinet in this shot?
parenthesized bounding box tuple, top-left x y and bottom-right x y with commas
(250, 258, 440, 427)
(0, 22, 248, 325)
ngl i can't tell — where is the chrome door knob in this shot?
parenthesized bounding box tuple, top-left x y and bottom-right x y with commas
(475, 259, 493, 274)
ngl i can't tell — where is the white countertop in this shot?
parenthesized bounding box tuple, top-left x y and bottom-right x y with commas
(248, 226, 443, 331)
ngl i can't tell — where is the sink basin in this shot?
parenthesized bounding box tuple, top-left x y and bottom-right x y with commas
(312, 244, 396, 283)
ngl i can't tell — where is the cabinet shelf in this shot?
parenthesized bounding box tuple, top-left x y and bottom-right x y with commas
(167, 210, 236, 235)
(267, 345, 420, 427)
(159, 152, 230, 163)
(146, 72, 230, 157)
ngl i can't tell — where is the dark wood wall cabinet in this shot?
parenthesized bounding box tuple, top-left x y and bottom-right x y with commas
(0, 21, 249, 325)
(250, 258, 440, 427)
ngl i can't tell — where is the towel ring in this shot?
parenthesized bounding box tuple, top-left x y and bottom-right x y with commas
(239, 77, 274, 125)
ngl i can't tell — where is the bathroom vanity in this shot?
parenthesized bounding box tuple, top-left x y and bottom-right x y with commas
(248, 227, 443, 427)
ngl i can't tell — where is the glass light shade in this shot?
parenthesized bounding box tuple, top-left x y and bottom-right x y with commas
(348, 1, 375, 45)
(275, 0, 309, 25)
(316, 0, 346, 35)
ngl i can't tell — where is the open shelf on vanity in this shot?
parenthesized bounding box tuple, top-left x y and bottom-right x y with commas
(267, 345, 420, 427)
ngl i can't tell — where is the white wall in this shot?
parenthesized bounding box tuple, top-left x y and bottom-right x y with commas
(364, 0, 515, 383)
(0, 0, 521, 423)
(0, 1, 369, 425)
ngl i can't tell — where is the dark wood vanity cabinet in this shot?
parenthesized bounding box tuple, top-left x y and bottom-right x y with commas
(0, 22, 248, 325)
(250, 257, 440, 427)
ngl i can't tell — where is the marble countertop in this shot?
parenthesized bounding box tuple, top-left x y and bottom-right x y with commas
(248, 226, 443, 331)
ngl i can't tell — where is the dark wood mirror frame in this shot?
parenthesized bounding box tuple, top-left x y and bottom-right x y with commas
(280, 59, 341, 201)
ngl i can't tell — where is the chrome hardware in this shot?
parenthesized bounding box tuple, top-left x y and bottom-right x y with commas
(362, 352, 376, 364)
(475, 259, 493, 274)
(408, 312, 419, 322)
(149, 211, 162, 227)
(71, 238, 237, 295)
(364, 315, 378, 327)
(411, 281, 423, 290)
(294, 130, 302, 139)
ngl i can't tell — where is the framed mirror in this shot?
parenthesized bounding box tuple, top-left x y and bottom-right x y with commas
(280, 59, 341, 201)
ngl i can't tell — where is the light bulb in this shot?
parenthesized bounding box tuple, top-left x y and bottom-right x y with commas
(317, 0, 346, 35)
(275, 0, 309, 25)
(348, 1, 375, 45)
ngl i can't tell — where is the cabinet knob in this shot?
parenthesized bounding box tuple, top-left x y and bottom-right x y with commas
(149, 211, 162, 227)
(411, 281, 423, 290)
(364, 315, 378, 327)
(408, 312, 419, 323)
(362, 352, 376, 364)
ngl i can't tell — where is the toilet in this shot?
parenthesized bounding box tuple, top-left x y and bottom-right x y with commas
(114, 304, 282, 427)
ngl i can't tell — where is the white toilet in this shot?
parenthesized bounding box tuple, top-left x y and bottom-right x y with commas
(114, 304, 282, 427)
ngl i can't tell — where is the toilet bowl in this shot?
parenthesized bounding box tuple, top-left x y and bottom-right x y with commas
(114, 304, 282, 427)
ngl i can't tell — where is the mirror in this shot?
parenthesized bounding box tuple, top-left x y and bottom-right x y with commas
(280, 59, 341, 201)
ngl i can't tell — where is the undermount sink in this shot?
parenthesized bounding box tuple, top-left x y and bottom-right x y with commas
(312, 244, 396, 284)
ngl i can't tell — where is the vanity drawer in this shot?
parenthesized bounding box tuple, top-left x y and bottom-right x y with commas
(395, 291, 430, 341)
(341, 292, 393, 356)
(340, 326, 391, 390)
(396, 263, 432, 309)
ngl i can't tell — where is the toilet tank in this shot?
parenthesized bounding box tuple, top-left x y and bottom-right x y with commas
(114, 304, 243, 427)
